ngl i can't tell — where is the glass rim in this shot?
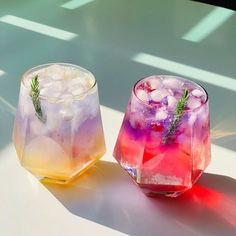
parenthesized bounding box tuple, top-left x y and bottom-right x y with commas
(21, 63, 97, 101)
(132, 75, 209, 112)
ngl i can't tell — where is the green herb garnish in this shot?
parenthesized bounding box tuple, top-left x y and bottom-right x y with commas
(30, 75, 46, 123)
(162, 88, 189, 143)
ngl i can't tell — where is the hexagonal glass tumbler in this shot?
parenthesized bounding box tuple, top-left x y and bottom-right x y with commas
(113, 75, 211, 197)
(13, 63, 106, 184)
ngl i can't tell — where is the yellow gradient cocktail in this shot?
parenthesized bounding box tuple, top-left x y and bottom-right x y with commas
(13, 64, 106, 183)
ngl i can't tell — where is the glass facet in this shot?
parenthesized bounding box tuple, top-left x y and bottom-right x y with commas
(13, 63, 106, 183)
(113, 75, 211, 197)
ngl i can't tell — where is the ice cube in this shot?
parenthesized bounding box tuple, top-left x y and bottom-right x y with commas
(148, 132, 162, 147)
(68, 83, 87, 96)
(59, 97, 74, 121)
(188, 113, 197, 126)
(59, 109, 74, 121)
(67, 75, 92, 96)
(29, 117, 48, 136)
(167, 89, 174, 96)
(129, 113, 145, 129)
(65, 77, 81, 87)
(70, 73, 91, 88)
(141, 146, 190, 181)
(167, 95, 177, 109)
(192, 89, 203, 98)
(79, 75, 91, 87)
(40, 81, 63, 98)
(143, 153, 165, 170)
(187, 97, 201, 110)
(23, 136, 70, 171)
(38, 76, 53, 88)
(148, 76, 163, 90)
(64, 67, 81, 80)
(150, 89, 169, 102)
(155, 110, 168, 120)
(40, 87, 61, 98)
(44, 64, 65, 80)
(46, 110, 63, 132)
(162, 77, 184, 89)
(136, 89, 149, 102)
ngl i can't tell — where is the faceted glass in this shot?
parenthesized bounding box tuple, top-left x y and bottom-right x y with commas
(13, 63, 106, 183)
(113, 75, 211, 197)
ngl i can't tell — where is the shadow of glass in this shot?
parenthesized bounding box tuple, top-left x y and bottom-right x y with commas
(151, 173, 236, 236)
(43, 160, 236, 236)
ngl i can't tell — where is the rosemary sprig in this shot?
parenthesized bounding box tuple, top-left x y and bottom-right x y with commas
(30, 75, 46, 123)
(162, 88, 189, 144)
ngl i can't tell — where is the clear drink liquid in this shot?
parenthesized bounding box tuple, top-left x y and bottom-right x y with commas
(113, 75, 211, 197)
(13, 64, 106, 183)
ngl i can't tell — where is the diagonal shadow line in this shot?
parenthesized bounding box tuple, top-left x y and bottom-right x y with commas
(43, 160, 236, 236)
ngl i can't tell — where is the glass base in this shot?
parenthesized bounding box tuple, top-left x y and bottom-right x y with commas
(138, 183, 191, 198)
(23, 153, 104, 184)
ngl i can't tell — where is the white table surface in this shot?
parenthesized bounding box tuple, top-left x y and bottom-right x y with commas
(0, 106, 236, 236)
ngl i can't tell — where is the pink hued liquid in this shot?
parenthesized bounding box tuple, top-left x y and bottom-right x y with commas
(114, 76, 211, 197)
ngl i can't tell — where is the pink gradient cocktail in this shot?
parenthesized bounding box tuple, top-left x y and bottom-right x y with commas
(13, 64, 106, 183)
(114, 75, 210, 197)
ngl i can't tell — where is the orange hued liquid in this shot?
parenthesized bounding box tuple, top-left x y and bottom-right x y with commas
(13, 109, 105, 183)
(13, 64, 106, 183)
